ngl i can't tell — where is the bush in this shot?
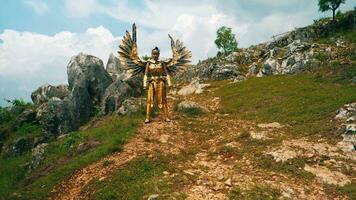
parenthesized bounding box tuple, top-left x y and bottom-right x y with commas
(0, 108, 12, 124)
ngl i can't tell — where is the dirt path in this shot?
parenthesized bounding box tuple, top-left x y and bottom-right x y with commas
(49, 101, 192, 200)
(49, 87, 354, 200)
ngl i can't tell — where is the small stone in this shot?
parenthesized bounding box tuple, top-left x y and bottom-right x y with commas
(217, 175, 224, 181)
(257, 122, 283, 129)
(249, 131, 267, 140)
(158, 134, 169, 143)
(163, 171, 170, 175)
(335, 108, 348, 120)
(345, 124, 356, 133)
(224, 178, 232, 186)
(148, 194, 159, 200)
(346, 116, 355, 123)
(183, 170, 195, 176)
(213, 182, 224, 191)
(266, 147, 297, 162)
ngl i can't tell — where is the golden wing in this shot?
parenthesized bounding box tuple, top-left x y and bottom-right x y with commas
(164, 34, 192, 76)
(118, 23, 146, 76)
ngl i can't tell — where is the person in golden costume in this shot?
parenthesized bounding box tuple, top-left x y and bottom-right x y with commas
(118, 24, 192, 123)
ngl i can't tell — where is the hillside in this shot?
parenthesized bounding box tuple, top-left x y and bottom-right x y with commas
(0, 10, 355, 200)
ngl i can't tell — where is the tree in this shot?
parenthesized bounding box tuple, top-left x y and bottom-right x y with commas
(214, 26, 238, 55)
(318, 0, 346, 22)
(142, 55, 151, 61)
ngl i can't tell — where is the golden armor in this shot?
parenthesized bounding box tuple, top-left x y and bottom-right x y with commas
(118, 24, 191, 123)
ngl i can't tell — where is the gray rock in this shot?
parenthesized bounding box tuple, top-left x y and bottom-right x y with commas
(233, 75, 247, 83)
(225, 51, 252, 65)
(269, 47, 280, 58)
(335, 103, 356, 121)
(28, 143, 48, 171)
(304, 164, 351, 187)
(105, 53, 130, 80)
(211, 64, 240, 80)
(36, 97, 76, 139)
(246, 62, 258, 77)
(178, 79, 210, 96)
(101, 79, 131, 114)
(148, 194, 159, 200)
(15, 109, 37, 128)
(286, 40, 311, 55)
(31, 84, 68, 105)
(124, 75, 144, 96)
(258, 58, 278, 76)
(336, 37, 346, 47)
(66, 53, 112, 126)
(4, 136, 34, 156)
(117, 97, 145, 115)
(177, 100, 207, 112)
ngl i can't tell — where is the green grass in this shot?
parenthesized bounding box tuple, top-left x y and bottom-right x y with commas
(178, 107, 205, 116)
(256, 155, 315, 181)
(229, 184, 281, 200)
(216, 74, 356, 137)
(309, 62, 356, 84)
(0, 114, 143, 200)
(90, 156, 170, 200)
(324, 182, 356, 200)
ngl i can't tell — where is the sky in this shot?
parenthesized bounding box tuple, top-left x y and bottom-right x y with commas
(0, 0, 355, 106)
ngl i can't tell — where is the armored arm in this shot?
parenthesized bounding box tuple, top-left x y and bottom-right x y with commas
(163, 63, 172, 87)
(143, 63, 149, 89)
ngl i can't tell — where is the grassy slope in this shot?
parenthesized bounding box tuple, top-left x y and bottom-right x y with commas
(216, 74, 356, 138)
(86, 74, 356, 199)
(0, 114, 143, 200)
(85, 27, 356, 199)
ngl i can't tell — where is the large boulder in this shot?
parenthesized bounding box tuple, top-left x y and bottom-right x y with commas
(34, 53, 114, 138)
(67, 53, 112, 123)
(36, 97, 76, 139)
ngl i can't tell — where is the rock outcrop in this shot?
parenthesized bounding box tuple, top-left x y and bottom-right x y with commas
(335, 103, 356, 152)
(33, 53, 113, 139)
(31, 84, 68, 106)
(31, 53, 146, 140)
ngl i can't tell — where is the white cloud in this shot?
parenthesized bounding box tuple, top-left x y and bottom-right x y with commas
(23, 0, 49, 15)
(3, 0, 355, 105)
(0, 26, 120, 104)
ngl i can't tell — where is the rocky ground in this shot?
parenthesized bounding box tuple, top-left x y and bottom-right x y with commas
(47, 80, 355, 199)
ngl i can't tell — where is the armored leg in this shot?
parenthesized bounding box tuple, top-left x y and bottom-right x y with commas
(163, 103, 170, 122)
(145, 103, 151, 123)
(145, 82, 154, 123)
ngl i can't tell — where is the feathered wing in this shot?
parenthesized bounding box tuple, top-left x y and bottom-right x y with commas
(164, 34, 192, 76)
(118, 23, 146, 76)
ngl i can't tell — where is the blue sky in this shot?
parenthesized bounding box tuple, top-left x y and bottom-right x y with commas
(0, 0, 355, 106)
